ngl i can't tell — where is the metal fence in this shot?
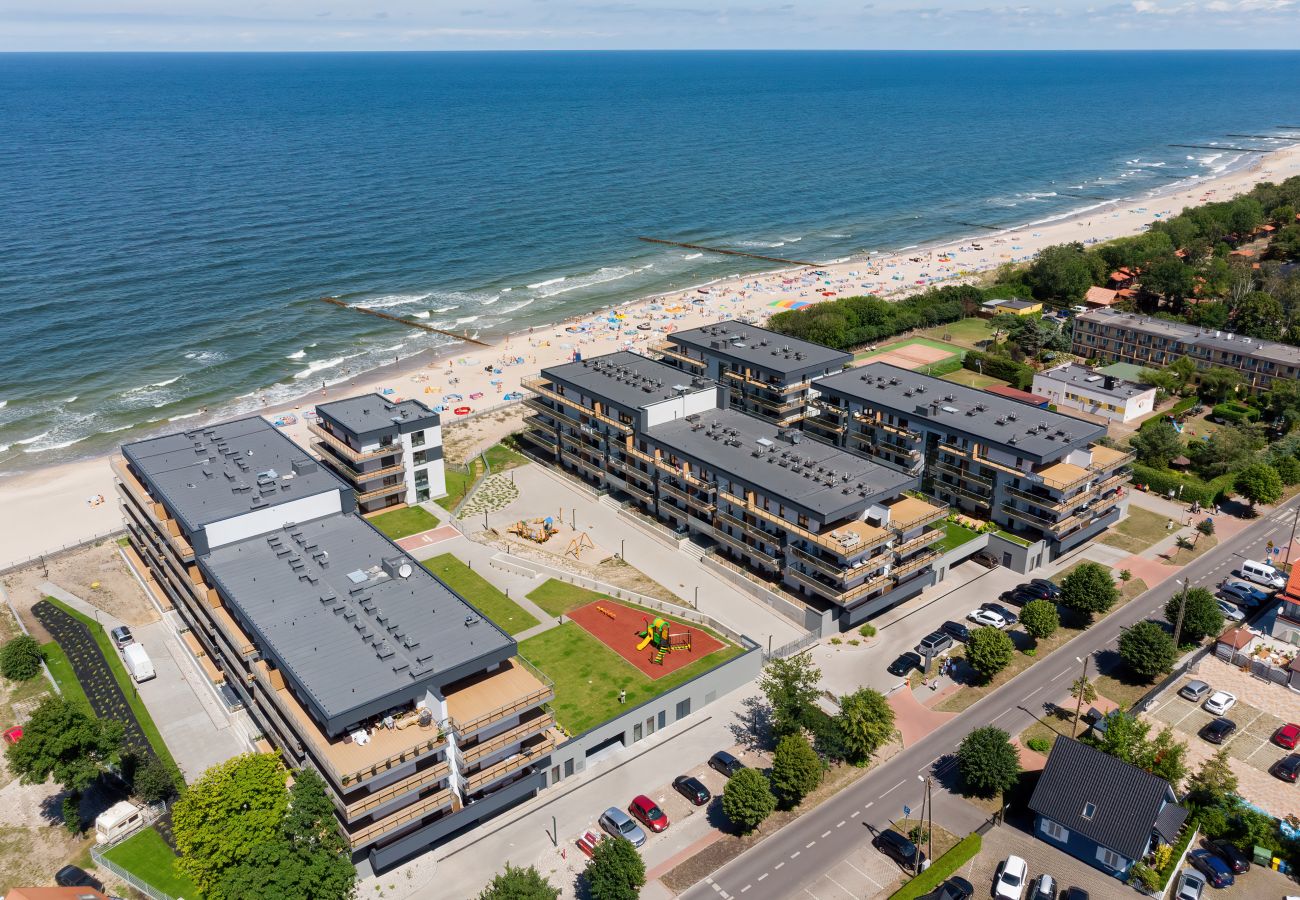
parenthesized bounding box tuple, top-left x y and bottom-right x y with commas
(1215, 644, 1291, 686)
(88, 803, 177, 900)
(0, 527, 127, 576)
(764, 631, 821, 660)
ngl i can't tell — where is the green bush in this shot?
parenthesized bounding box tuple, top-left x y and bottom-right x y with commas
(858, 624, 876, 639)
(0, 635, 43, 681)
(1211, 402, 1259, 425)
(1169, 396, 1199, 416)
(1131, 464, 1233, 508)
(1026, 737, 1050, 753)
(962, 350, 1034, 389)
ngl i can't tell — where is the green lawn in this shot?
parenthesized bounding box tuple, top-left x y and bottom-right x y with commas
(1099, 506, 1169, 555)
(368, 505, 441, 539)
(41, 640, 90, 710)
(520, 619, 745, 734)
(437, 441, 529, 512)
(855, 336, 966, 364)
(42, 596, 181, 777)
(940, 368, 1008, 390)
(935, 521, 981, 555)
(526, 579, 610, 617)
(993, 529, 1031, 548)
(917, 317, 995, 349)
(422, 554, 539, 635)
(103, 826, 201, 899)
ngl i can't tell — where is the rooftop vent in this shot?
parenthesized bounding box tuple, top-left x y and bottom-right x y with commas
(346, 569, 368, 585)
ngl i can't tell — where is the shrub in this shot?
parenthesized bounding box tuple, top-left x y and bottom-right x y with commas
(858, 624, 876, 639)
(585, 837, 646, 900)
(0, 635, 43, 681)
(1211, 402, 1259, 425)
(1129, 861, 1162, 892)
(1276, 456, 1300, 486)
(1026, 737, 1050, 753)
(1020, 599, 1059, 641)
(1119, 569, 1133, 582)
(963, 349, 1034, 389)
(721, 768, 776, 834)
(770, 734, 822, 809)
(1196, 518, 1215, 536)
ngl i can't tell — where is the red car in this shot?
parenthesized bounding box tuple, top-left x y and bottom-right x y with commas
(1276, 723, 1300, 750)
(628, 795, 669, 833)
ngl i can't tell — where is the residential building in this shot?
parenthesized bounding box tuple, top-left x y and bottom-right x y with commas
(652, 322, 851, 425)
(1072, 308, 1300, 393)
(809, 362, 1132, 568)
(113, 417, 556, 872)
(521, 352, 945, 626)
(1031, 363, 1157, 423)
(1029, 737, 1188, 880)
(981, 298, 1043, 317)
(310, 394, 445, 514)
(1083, 286, 1121, 308)
(1270, 565, 1300, 645)
(6, 889, 111, 900)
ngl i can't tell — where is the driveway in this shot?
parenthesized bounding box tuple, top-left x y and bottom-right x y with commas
(963, 825, 1131, 900)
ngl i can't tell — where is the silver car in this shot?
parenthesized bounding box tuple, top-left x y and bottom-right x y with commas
(599, 806, 647, 848)
(1179, 680, 1210, 703)
(1174, 867, 1205, 900)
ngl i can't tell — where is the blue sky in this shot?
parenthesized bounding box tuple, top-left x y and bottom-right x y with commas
(2, 1, 1298, 50)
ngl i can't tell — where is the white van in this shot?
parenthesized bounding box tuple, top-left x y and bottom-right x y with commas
(122, 643, 156, 683)
(1240, 559, 1286, 590)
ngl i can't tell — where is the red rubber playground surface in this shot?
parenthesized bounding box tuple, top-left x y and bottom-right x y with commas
(566, 600, 726, 680)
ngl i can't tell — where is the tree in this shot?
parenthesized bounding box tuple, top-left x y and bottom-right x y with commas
(1143, 257, 1197, 302)
(1088, 712, 1185, 785)
(1235, 463, 1283, 510)
(1069, 675, 1097, 706)
(1186, 748, 1238, 808)
(1187, 427, 1259, 479)
(956, 726, 1022, 798)
(173, 753, 291, 900)
(1129, 421, 1184, 469)
(1232, 291, 1285, 340)
(721, 768, 777, 834)
(1026, 243, 1103, 302)
(770, 733, 823, 809)
(1164, 587, 1225, 645)
(1278, 457, 1300, 485)
(1196, 367, 1244, 403)
(1058, 562, 1119, 624)
(1118, 621, 1176, 680)
(0, 634, 42, 681)
(5, 695, 123, 793)
(759, 653, 822, 738)
(585, 837, 646, 900)
(1020, 599, 1060, 642)
(965, 627, 1015, 682)
(479, 864, 559, 900)
(125, 752, 181, 804)
(834, 687, 895, 764)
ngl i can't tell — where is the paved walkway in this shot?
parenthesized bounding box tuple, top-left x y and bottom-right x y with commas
(887, 685, 955, 748)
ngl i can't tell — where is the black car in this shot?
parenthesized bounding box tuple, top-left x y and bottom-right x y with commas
(1201, 717, 1237, 745)
(1273, 753, 1300, 782)
(919, 876, 974, 900)
(708, 750, 745, 778)
(1188, 849, 1235, 888)
(672, 775, 711, 806)
(55, 865, 102, 890)
(981, 602, 1020, 626)
(1060, 889, 1089, 900)
(873, 828, 925, 868)
(888, 651, 923, 677)
(940, 620, 971, 643)
(1209, 839, 1250, 874)
(999, 587, 1039, 606)
(1029, 578, 1062, 599)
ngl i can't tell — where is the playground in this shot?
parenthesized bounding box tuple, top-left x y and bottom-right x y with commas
(565, 599, 726, 680)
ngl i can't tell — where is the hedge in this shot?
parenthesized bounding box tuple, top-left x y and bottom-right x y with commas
(1132, 464, 1235, 508)
(1211, 402, 1259, 425)
(962, 350, 1033, 390)
(1169, 396, 1199, 416)
(890, 832, 983, 900)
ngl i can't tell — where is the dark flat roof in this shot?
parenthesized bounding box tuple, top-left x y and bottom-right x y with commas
(668, 321, 851, 375)
(315, 394, 438, 437)
(200, 513, 513, 725)
(817, 363, 1105, 459)
(122, 417, 346, 535)
(1078, 309, 1300, 367)
(646, 407, 912, 516)
(544, 352, 712, 410)
(1037, 364, 1153, 400)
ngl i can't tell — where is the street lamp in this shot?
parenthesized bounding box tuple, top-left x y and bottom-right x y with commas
(1071, 655, 1091, 738)
(916, 774, 933, 871)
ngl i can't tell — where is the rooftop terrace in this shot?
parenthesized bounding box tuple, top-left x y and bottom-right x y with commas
(1038, 363, 1153, 400)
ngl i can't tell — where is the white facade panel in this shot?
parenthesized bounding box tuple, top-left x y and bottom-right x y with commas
(643, 388, 718, 428)
(204, 491, 343, 548)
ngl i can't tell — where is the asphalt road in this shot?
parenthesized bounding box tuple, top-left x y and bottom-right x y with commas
(684, 497, 1300, 900)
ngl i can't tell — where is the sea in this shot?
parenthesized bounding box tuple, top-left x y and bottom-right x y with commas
(3, 50, 1300, 471)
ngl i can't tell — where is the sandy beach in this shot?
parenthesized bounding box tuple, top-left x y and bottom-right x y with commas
(5, 142, 1300, 570)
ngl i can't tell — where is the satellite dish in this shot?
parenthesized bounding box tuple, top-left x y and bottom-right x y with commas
(398, 563, 412, 579)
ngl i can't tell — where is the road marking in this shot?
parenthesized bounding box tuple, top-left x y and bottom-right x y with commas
(792, 851, 801, 859)
(807, 841, 817, 848)
(776, 862, 785, 870)
(850, 809, 861, 818)
(864, 801, 874, 809)
(822, 830, 832, 838)
(740, 886, 751, 894)
(1025, 687, 1041, 698)
(758, 873, 769, 882)
(837, 820, 846, 828)
(991, 708, 1011, 722)
(880, 780, 905, 797)
(1051, 670, 1068, 681)
(804, 889, 822, 900)
(844, 859, 882, 888)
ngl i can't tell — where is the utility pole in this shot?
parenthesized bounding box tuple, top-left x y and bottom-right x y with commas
(1071, 655, 1091, 738)
(1172, 577, 1190, 649)
(914, 776, 926, 876)
(926, 776, 934, 866)
(1286, 502, 1300, 569)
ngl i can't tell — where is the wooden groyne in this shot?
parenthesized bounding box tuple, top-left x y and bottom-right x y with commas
(637, 237, 819, 267)
(317, 297, 490, 347)
(1169, 144, 1271, 154)
(946, 220, 1005, 233)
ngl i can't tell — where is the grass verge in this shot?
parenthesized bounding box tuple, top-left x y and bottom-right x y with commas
(917, 318, 995, 349)
(422, 554, 539, 635)
(936, 522, 981, 555)
(1164, 534, 1217, 566)
(993, 529, 1030, 548)
(940, 369, 1007, 389)
(526, 579, 610, 618)
(42, 596, 181, 776)
(1100, 506, 1172, 554)
(102, 826, 200, 899)
(368, 505, 441, 539)
(890, 832, 982, 900)
(40, 641, 90, 710)
(437, 442, 528, 512)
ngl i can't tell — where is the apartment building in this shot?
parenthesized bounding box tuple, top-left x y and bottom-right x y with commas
(522, 353, 946, 626)
(1031, 363, 1157, 424)
(113, 417, 555, 873)
(310, 394, 446, 514)
(1072, 308, 1300, 393)
(810, 362, 1133, 567)
(652, 322, 851, 426)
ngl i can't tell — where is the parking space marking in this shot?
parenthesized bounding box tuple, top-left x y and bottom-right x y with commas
(803, 889, 821, 900)
(826, 875, 855, 896)
(844, 860, 882, 888)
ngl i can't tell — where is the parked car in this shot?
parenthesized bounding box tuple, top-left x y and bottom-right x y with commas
(1239, 559, 1286, 590)
(972, 552, 1001, 569)
(940, 620, 971, 643)
(888, 652, 923, 677)
(1204, 691, 1237, 715)
(1029, 873, 1057, 900)
(1059, 889, 1089, 900)
(1174, 868, 1206, 900)
(919, 877, 974, 900)
(1208, 839, 1250, 874)
(54, 866, 102, 890)
(599, 807, 647, 848)
(873, 828, 924, 868)
(672, 775, 710, 806)
(1219, 580, 1268, 609)
(1272, 754, 1300, 782)
(1029, 578, 1062, 599)
(916, 631, 953, 657)
(708, 750, 745, 778)
(982, 602, 1020, 626)
(110, 625, 134, 649)
(1216, 600, 1246, 623)
(1000, 586, 1041, 606)
(968, 608, 1007, 629)
(1188, 849, 1234, 888)
(994, 855, 1029, 900)
(1179, 680, 1211, 703)
(1274, 723, 1300, 750)
(1201, 718, 1237, 745)
(1070, 305, 1089, 314)
(628, 795, 669, 833)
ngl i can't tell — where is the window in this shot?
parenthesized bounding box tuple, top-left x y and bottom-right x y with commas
(1082, 802, 1096, 820)
(676, 698, 691, 720)
(798, 514, 809, 528)
(551, 765, 560, 783)
(564, 759, 574, 777)
(633, 722, 643, 742)
(646, 716, 656, 736)
(1096, 847, 1124, 870)
(411, 430, 425, 448)
(1040, 819, 1069, 841)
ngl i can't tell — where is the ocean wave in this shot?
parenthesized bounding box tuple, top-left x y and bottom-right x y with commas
(15, 431, 49, 445)
(0, 444, 9, 453)
(527, 277, 566, 289)
(354, 292, 433, 310)
(0, 400, 6, 409)
(65, 396, 77, 403)
(183, 350, 226, 363)
(287, 349, 307, 359)
(455, 315, 480, 324)
(152, 376, 181, 387)
(293, 356, 347, 380)
(479, 294, 502, 306)
(24, 435, 87, 453)
(682, 252, 703, 260)
(169, 412, 202, 422)
(530, 265, 641, 299)
(412, 311, 431, 319)
(103, 423, 133, 433)
(502, 298, 536, 314)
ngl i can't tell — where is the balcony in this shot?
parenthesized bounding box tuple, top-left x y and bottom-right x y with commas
(712, 526, 782, 570)
(445, 657, 555, 740)
(654, 459, 716, 490)
(732, 388, 805, 417)
(1003, 484, 1068, 512)
(803, 416, 846, 437)
(308, 422, 396, 463)
(717, 490, 863, 556)
(1034, 461, 1093, 494)
(621, 478, 655, 504)
(657, 479, 717, 512)
(458, 710, 556, 767)
(341, 461, 408, 484)
(847, 429, 920, 459)
(357, 481, 406, 503)
(894, 528, 944, 558)
(1000, 503, 1057, 532)
(887, 497, 948, 533)
(518, 427, 558, 453)
(346, 787, 456, 849)
(464, 732, 558, 793)
(929, 459, 993, 488)
(521, 377, 632, 434)
(652, 342, 707, 369)
(560, 448, 606, 479)
(892, 549, 939, 580)
(785, 566, 892, 605)
(111, 457, 195, 560)
(342, 759, 452, 819)
(1089, 445, 1136, 472)
(523, 397, 585, 430)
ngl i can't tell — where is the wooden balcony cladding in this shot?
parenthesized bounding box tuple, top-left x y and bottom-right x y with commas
(111, 457, 195, 559)
(458, 710, 556, 767)
(785, 565, 891, 605)
(308, 422, 394, 462)
(520, 377, 632, 433)
(711, 524, 782, 569)
(342, 461, 408, 484)
(523, 397, 585, 430)
(447, 658, 555, 741)
(891, 549, 939, 580)
(893, 528, 944, 558)
(887, 497, 948, 533)
(1088, 445, 1135, 472)
(656, 479, 716, 512)
(560, 448, 606, 479)
(346, 788, 455, 848)
(463, 733, 557, 792)
(652, 343, 707, 368)
(342, 760, 451, 819)
(717, 490, 854, 555)
(356, 481, 407, 503)
(929, 459, 993, 487)
(518, 427, 558, 452)
(654, 459, 715, 490)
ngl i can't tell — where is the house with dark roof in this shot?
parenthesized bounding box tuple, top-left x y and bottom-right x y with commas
(1028, 737, 1187, 880)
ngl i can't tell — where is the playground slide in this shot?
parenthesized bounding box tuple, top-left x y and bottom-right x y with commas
(635, 633, 654, 651)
